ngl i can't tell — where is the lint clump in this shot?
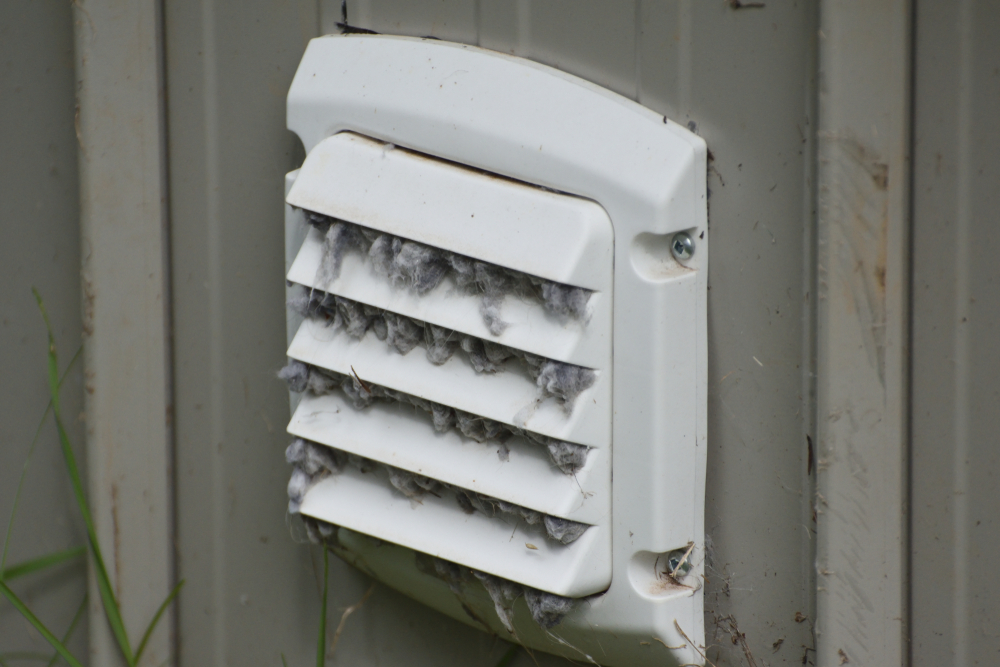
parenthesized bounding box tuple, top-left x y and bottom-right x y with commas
(473, 570, 579, 632)
(299, 515, 339, 546)
(417, 553, 581, 631)
(289, 287, 598, 412)
(284, 437, 589, 546)
(302, 211, 593, 335)
(279, 359, 590, 475)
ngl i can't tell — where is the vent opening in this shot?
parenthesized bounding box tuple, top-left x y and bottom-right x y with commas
(283, 126, 614, 602)
(288, 286, 597, 409)
(279, 360, 591, 475)
(287, 438, 590, 545)
(302, 210, 594, 334)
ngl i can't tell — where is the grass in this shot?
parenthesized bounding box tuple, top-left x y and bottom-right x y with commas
(0, 290, 183, 666)
(317, 549, 329, 667)
(4, 290, 521, 666)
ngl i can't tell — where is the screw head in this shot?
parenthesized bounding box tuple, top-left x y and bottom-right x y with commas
(671, 231, 694, 260)
(666, 548, 692, 576)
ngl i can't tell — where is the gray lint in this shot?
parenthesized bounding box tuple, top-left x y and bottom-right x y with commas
(473, 570, 522, 632)
(284, 438, 590, 546)
(472, 571, 579, 631)
(535, 362, 598, 408)
(542, 516, 589, 545)
(285, 467, 312, 515)
(414, 553, 468, 597)
(298, 515, 340, 546)
(523, 587, 578, 629)
(279, 360, 590, 475)
(311, 216, 379, 288)
(298, 519, 580, 631)
(302, 210, 593, 334)
(277, 359, 309, 393)
(544, 441, 589, 476)
(289, 287, 597, 411)
(417, 554, 583, 631)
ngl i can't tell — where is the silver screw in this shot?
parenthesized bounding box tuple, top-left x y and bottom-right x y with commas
(671, 231, 694, 260)
(666, 548, 692, 577)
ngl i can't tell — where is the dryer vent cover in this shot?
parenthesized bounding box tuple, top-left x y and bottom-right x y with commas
(281, 35, 707, 667)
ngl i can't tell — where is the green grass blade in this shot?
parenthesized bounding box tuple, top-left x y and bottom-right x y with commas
(317, 548, 329, 667)
(492, 644, 521, 667)
(281, 655, 290, 667)
(0, 580, 84, 667)
(2, 546, 85, 582)
(1, 344, 82, 574)
(46, 594, 87, 667)
(133, 579, 185, 665)
(34, 291, 134, 665)
(51, 399, 133, 664)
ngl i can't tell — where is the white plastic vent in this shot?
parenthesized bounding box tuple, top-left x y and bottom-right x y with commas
(282, 36, 707, 667)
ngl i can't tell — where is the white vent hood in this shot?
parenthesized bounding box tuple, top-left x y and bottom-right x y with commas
(281, 35, 707, 667)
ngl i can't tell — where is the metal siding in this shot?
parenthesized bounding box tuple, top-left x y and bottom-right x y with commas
(813, 2, 912, 665)
(911, 1, 1000, 665)
(71, 0, 176, 660)
(348, 0, 479, 42)
(661, 4, 820, 665)
(167, 0, 818, 664)
(0, 0, 89, 660)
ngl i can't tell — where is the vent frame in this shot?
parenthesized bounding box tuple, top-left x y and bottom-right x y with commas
(284, 35, 707, 667)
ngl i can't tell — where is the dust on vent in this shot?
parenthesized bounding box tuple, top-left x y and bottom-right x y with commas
(281, 35, 707, 667)
(283, 130, 613, 600)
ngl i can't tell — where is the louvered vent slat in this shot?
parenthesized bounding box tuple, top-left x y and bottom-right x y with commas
(284, 131, 614, 598)
(286, 133, 612, 290)
(298, 470, 610, 598)
(286, 226, 609, 367)
(289, 393, 606, 523)
(283, 35, 708, 667)
(286, 318, 609, 447)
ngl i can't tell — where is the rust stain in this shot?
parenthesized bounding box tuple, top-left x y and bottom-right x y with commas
(82, 278, 95, 337)
(647, 576, 693, 596)
(819, 133, 891, 386)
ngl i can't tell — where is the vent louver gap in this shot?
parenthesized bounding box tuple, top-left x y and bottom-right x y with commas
(286, 287, 598, 411)
(283, 131, 613, 598)
(280, 359, 592, 477)
(299, 211, 594, 336)
(286, 438, 590, 545)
